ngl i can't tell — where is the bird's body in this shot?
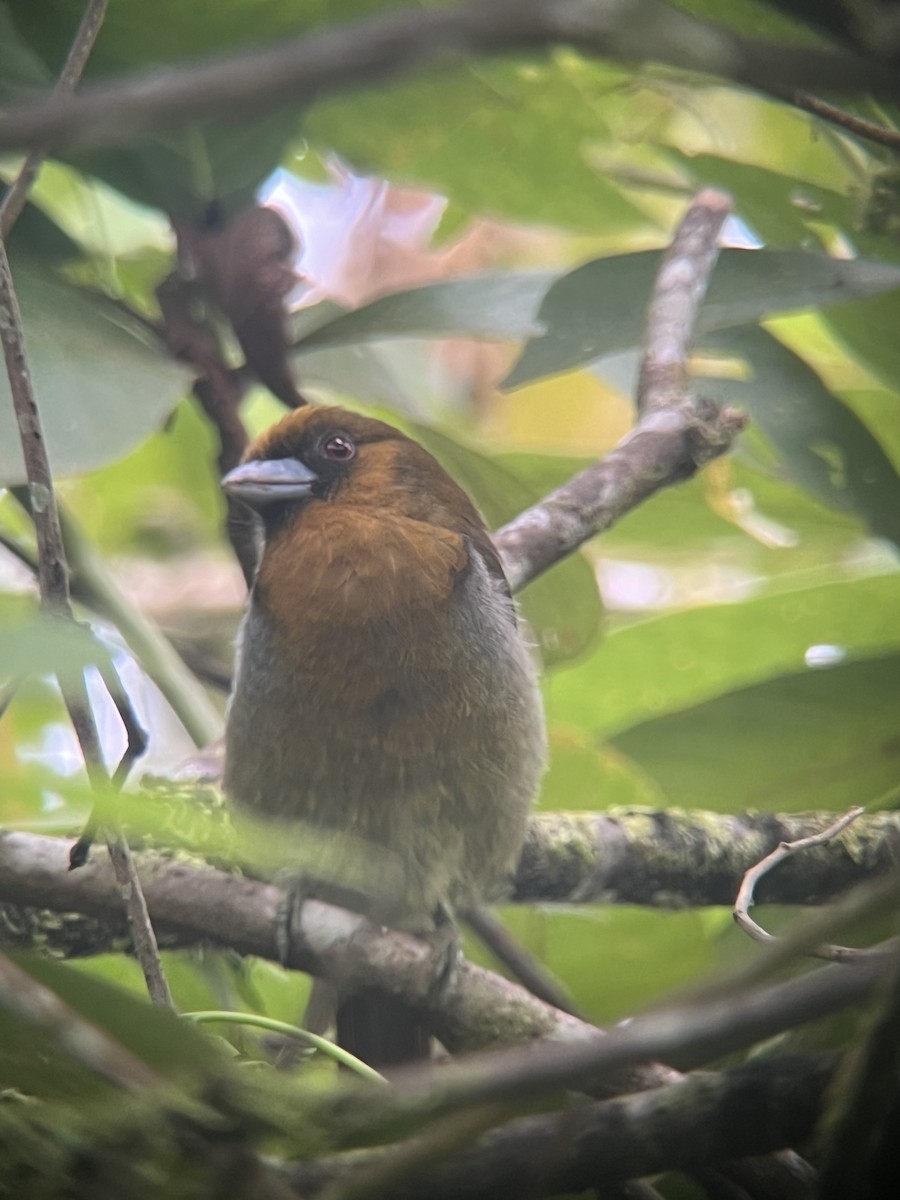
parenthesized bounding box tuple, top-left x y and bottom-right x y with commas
(222, 406, 546, 1059)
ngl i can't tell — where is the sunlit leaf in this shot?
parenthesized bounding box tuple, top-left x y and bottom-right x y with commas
(505, 250, 900, 388)
(546, 572, 900, 741)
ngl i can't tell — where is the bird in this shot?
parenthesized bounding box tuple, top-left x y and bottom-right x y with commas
(221, 405, 546, 1065)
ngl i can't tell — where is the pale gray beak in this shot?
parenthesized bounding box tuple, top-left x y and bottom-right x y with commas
(221, 458, 317, 508)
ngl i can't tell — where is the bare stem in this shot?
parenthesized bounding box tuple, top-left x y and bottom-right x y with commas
(0, 1, 171, 1010)
(734, 807, 869, 964)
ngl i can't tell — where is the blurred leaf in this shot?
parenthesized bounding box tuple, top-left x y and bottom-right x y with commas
(0, 599, 109, 679)
(538, 735, 665, 812)
(823, 292, 900, 395)
(699, 326, 900, 545)
(4, 0, 337, 215)
(0, 189, 83, 263)
(307, 55, 646, 232)
(495, 905, 728, 1024)
(0, 4, 51, 94)
(0, 256, 190, 482)
(0, 952, 223, 1102)
(505, 250, 900, 388)
(546, 571, 900, 740)
(613, 652, 900, 813)
(293, 272, 555, 353)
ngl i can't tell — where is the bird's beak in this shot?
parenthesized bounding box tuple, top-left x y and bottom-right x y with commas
(221, 458, 318, 508)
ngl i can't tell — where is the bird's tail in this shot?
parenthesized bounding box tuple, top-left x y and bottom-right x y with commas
(336, 990, 432, 1068)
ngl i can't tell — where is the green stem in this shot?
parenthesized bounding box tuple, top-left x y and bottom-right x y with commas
(184, 1010, 387, 1084)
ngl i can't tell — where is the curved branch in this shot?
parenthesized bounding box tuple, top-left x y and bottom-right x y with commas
(497, 189, 745, 591)
(0, 0, 895, 155)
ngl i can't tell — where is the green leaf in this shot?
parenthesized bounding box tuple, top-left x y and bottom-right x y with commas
(823, 292, 900, 395)
(546, 572, 900, 742)
(504, 250, 900, 388)
(404, 422, 603, 666)
(0, 257, 190, 482)
(0, 952, 224, 1102)
(613, 652, 900, 814)
(0, 598, 110, 678)
(668, 151, 856, 248)
(699, 326, 900, 545)
(0, 4, 51, 95)
(307, 55, 646, 233)
(495, 905, 726, 1024)
(292, 272, 555, 354)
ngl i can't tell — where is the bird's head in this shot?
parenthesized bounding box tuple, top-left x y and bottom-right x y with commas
(221, 405, 489, 543)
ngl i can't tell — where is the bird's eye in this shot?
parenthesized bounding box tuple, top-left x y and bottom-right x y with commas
(322, 434, 355, 462)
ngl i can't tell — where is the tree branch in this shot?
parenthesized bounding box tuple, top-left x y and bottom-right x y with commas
(0, 828, 893, 1080)
(286, 1053, 835, 1199)
(0, 0, 896, 156)
(496, 189, 745, 591)
(514, 808, 900, 908)
(0, 0, 172, 1009)
(734, 806, 871, 963)
(3, 806, 899, 961)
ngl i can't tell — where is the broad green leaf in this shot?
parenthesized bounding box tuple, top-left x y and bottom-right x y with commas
(699, 326, 900, 545)
(823, 292, 900, 395)
(307, 55, 646, 233)
(504, 250, 900, 388)
(538, 737, 665, 813)
(0, 257, 190, 482)
(613, 652, 900, 813)
(293, 272, 555, 354)
(494, 905, 725, 1024)
(546, 572, 900, 741)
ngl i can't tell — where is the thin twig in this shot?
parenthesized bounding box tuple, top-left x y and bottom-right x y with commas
(734, 807, 867, 963)
(463, 905, 583, 1017)
(57, 505, 223, 745)
(0, 0, 109, 237)
(0, 3, 172, 1008)
(0, 948, 163, 1092)
(0, 0, 896, 155)
(0, 677, 20, 721)
(787, 90, 900, 153)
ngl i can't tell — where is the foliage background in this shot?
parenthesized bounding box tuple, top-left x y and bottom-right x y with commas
(2, 0, 900, 1192)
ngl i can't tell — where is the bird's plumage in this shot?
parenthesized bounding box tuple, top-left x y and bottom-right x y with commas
(223, 406, 546, 1061)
